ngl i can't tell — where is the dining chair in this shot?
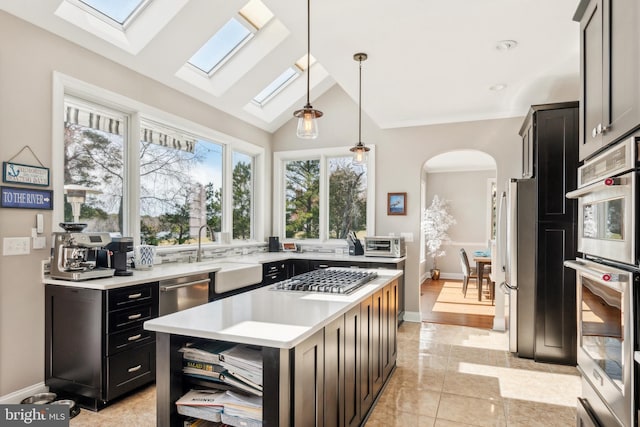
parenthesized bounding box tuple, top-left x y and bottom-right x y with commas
(459, 248, 491, 299)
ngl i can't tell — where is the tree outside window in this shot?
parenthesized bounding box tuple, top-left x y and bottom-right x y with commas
(283, 156, 368, 240)
(232, 151, 253, 240)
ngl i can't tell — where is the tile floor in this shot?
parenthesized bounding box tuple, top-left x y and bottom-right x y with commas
(69, 322, 580, 426)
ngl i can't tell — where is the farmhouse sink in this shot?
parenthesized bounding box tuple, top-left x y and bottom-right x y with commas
(211, 262, 263, 293)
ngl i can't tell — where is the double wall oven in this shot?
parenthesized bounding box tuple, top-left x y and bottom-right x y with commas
(565, 134, 640, 427)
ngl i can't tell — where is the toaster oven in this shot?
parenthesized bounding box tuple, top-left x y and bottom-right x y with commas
(364, 236, 406, 258)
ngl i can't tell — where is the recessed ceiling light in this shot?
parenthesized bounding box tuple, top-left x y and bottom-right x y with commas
(489, 84, 507, 91)
(496, 40, 518, 51)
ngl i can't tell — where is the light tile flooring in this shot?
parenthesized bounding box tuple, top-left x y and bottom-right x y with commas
(70, 322, 580, 426)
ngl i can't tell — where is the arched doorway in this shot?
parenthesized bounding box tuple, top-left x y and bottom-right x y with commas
(420, 150, 498, 328)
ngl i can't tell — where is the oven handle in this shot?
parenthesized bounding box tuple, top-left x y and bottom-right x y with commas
(564, 260, 628, 288)
(566, 177, 628, 199)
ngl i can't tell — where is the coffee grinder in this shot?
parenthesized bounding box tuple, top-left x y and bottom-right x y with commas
(106, 237, 134, 276)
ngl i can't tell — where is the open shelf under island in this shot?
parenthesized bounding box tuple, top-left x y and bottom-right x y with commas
(144, 269, 402, 427)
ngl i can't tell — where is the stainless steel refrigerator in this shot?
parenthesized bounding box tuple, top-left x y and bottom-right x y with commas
(499, 175, 577, 362)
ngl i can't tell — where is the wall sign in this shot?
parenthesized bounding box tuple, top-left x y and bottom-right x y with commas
(3, 161, 50, 186)
(1, 186, 53, 210)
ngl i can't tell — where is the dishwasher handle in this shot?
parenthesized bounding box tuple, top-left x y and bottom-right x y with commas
(160, 278, 211, 292)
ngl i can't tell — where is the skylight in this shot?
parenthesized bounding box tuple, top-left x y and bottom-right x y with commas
(77, 0, 148, 26)
(188, 0, 274, 75)
(252, 67, 300, 106)
(188, 18, 253, 74)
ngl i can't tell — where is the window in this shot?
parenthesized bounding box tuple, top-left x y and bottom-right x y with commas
(59, 84, 262, 247)
(328, 157, 367, 239)
(63, 98, 126, 232)
(275, 147, 375, 241)
(285, 159, 320, 239)
(232, 151, 254, 240)
(76, 0, 149, 27)
(252, 67, 299, 106)
(139, 121, 223, 246)
(188, 0, 274, 75)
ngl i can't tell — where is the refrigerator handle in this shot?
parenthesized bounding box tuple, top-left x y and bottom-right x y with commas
(497, 191, 507, 272)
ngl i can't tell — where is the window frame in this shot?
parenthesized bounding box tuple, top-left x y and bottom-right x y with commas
(53, 72, 265, 249)
(273, 146, 376, 243)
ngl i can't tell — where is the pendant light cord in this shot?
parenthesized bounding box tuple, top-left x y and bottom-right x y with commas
(306, 0, 311, 106)
(358, 57, 362, 143)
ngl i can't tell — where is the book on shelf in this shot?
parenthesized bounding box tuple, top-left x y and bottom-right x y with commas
(182, 370, 262, 396)
(219, 344, 262, 372)
(176, 389, 225, 424)
(180, 341, 236, 364)
(217, 390, 262, 421)
(219, 372, 262, 397)
(176, 389, 225, 407)
(183, 359, 224, 372)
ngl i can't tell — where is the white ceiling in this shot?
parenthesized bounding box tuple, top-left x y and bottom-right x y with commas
(0, 0, 581, 134)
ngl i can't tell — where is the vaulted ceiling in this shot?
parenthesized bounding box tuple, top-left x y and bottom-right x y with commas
(1, 0, 580, 134)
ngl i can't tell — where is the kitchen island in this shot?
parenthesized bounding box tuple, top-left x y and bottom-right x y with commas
(144, 268, 402, 426)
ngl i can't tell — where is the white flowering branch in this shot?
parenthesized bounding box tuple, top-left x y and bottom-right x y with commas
(422, 195, 456, 270)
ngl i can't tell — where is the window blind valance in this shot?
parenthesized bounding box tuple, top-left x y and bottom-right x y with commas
(64, 101, 196, 153)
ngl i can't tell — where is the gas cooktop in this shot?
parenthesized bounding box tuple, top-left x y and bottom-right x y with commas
(272, 267, 378, 294)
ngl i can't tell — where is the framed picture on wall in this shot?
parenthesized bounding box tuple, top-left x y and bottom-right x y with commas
(387, 192, 406, 215)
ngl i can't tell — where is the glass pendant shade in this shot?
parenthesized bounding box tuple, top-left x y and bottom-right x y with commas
(350, 142, 370, 165)
(294, 105, 322, 139)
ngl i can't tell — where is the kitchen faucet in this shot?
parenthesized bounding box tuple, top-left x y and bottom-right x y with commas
(196, 224, 214, 262)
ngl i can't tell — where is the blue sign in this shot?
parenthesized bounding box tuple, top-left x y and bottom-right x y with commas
(1, 186, 53, 210)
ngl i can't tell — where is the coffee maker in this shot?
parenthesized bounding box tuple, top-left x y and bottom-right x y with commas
(50, 223, 116, 281)
(105, 237, 134, 276)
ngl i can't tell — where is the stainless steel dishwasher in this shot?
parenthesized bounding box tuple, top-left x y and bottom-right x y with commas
(159, 272, 211, 315)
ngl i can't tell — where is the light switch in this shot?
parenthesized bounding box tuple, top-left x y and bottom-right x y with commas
(36, 214, 44, 234)
(3, 237, 30, 255)
(33, 236, 46, 250)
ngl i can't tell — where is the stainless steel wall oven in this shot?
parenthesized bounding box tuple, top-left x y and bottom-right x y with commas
(565, 133, 640, 427)
(566, 136, 638, 266)
(565, 258, 636, 427)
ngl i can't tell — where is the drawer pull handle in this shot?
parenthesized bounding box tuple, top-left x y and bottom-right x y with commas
(128, 334, 142, 341)
(128, 293, 143, 299)
(128, 313, 142, 320)
(128, 365, 142, 373)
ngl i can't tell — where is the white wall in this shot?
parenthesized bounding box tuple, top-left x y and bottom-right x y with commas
(424, 170, 496, 277)
(273, 85, 535, 321)
(0, 11, 272, 398)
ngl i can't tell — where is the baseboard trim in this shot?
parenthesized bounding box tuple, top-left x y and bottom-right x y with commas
(0, 382, 47, 404)
(403, 311, 421, 323)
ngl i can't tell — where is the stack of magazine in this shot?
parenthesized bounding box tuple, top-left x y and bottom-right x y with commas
(177, 389, 262, 427)
(180, 342, 263, 397)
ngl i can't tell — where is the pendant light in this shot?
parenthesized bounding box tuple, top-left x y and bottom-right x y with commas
(293, 0, 323, 139)
(350, 52, 370, 165)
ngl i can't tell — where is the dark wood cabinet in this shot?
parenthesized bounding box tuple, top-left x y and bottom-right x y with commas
(293, 329, 324, 427)
(45, 282, 158, 410)
(575, 0, 640, 160)
(382, 279, 398, 381)
(359, 295, 374, 416)
(324, 316, 345, 427)
(261, 261, 289, 285)
(344, 304, 361, 427)
(518, 102, 578, 365)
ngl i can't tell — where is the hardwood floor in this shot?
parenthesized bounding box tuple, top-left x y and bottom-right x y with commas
(421, 278, 495, 329)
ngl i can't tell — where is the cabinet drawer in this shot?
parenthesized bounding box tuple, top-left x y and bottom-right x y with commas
(106, 342, 155, 401)
(107, 326, 154, 355)
(108, 304, 156, 334)
(108, 282, 156, 310)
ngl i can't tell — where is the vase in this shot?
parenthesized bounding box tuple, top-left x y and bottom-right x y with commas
(431, 269, 440, 280)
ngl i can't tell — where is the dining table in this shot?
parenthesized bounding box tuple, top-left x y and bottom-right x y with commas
(472, 255, 492, 301)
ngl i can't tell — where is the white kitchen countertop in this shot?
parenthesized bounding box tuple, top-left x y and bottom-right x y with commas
(42, 251, 405, 290)
(143, 269, 402, 349)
